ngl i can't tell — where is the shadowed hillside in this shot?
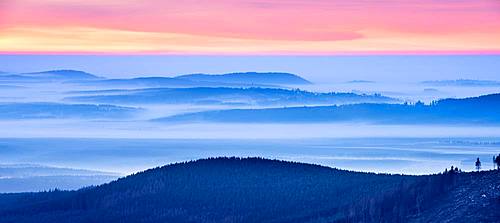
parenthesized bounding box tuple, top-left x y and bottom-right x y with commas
(157, 93, 500, 124)
(0, 157, 498, 222)
(66, 87, 396, 106)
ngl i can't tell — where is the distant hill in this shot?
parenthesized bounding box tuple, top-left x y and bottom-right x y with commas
(66, 87, 396, 106)
(46, 71, 310, 87)
(23, 70, 100, 79)
(0, 102, 140, 119)
(0, 164, 119, 193)
(0, 85, 24, 89)
(1, 70, 310, 86)
(346, 80, 375, 84)
(84, 76, 199, 87)
(0, 175, 118, 194)
(0, 74, 44, 82)
(421, 79, 500, 87)
(175, 72, 312, 85)
(156, 93, 500, 124)
(81, 76, 276, 88)
(0, 157, 497, 223)
(0, 164, 118, 178)
(0, 70, 100, 82)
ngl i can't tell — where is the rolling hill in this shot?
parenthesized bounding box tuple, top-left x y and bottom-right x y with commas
(80, 76, 279, 88)
(2, 70, 311, 87)
(75, 72, 311, 88)
(0, 164, 119, 193)
(66, 87, 397, 106)
(0, 102, 140, 119)
(0, 70, 100, 82)
(0, 157, 497, 223)
(175, 72, 312, 85)
(79, 76, 218, 88)
(22, 70, 100, 80)
(156, 93, 500, 124)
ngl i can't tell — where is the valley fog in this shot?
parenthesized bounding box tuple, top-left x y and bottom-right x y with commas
(1, 60, 499, 192)
(1, 137, 498, 176)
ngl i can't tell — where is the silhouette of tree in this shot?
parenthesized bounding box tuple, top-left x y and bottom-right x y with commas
(494, 154, 500, 170)
(475, 158, 481, 171)
(495, 156, 497, 170)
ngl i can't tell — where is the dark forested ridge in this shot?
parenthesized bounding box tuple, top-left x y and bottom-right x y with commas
(67, 87, 396, 106)
(158, 93, 500, 124)
(0, 157, 498, 223)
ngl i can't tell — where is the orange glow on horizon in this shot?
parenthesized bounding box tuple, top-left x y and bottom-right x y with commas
(1, 0, 499, 54)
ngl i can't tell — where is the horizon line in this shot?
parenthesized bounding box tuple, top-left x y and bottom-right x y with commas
(1, 50, 500, 56)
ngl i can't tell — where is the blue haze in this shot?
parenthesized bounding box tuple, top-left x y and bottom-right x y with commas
(1, 55, 500, 83)
(1, 55, 500, 192)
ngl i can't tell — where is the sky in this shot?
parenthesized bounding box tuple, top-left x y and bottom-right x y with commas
(1, 0, 500, 54)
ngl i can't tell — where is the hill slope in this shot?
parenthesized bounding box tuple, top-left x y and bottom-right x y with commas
(0, 157, 498, 222)
(408, 171, 500, 222)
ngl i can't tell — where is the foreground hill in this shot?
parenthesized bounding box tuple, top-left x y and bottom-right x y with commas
(409, 170, 500, 222)
(67, 87, 396, 106)
(0, 157, 498, 222)
(157, 93, 500, 124)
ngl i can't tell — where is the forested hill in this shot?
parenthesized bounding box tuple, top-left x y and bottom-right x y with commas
(0, 157, 498, 223)
(67, 87, 396, 106)
(0, 70, 100, 81)
(158, 93, 500, 123)
(175, 72, 312, 85)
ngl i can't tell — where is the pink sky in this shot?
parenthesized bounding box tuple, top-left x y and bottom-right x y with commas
(1, 0, 500, 54)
